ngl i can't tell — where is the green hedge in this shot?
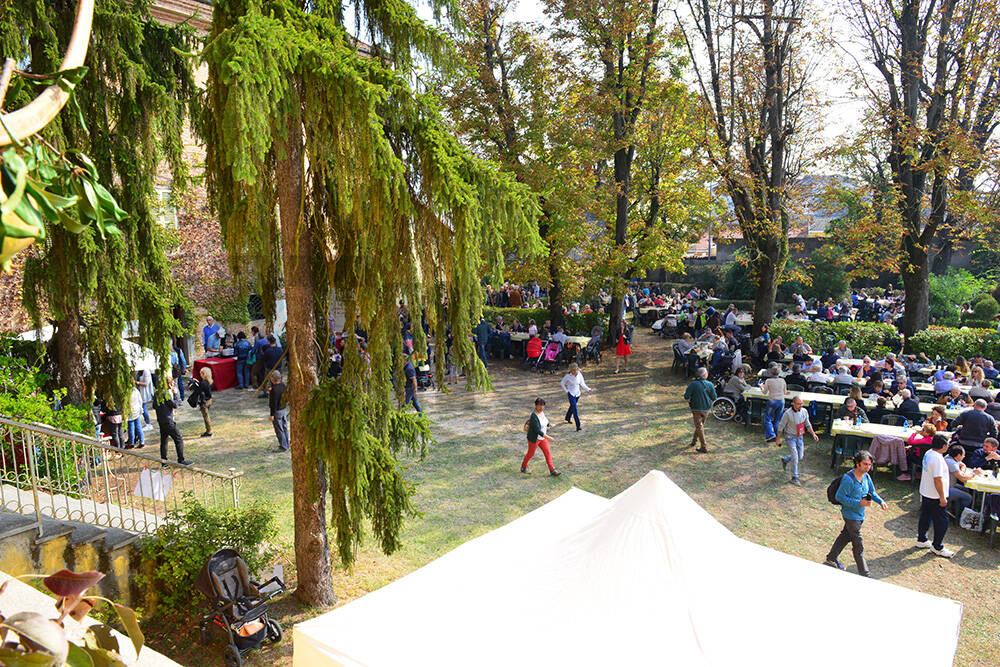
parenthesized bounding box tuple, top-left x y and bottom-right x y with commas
(908, 326, 1000, 360)
(769, 320, 899, 357)
(482, 307, 606, 336)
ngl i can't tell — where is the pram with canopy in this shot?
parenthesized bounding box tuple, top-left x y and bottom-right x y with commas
(196, 548, 285, 667)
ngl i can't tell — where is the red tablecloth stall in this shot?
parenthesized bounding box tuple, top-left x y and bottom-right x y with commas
(193, 357, 238, 391)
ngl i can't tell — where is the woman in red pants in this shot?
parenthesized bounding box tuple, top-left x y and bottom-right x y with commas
(522, 397, 561, 476)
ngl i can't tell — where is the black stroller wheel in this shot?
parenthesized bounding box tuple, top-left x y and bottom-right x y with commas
(266, 619, 283, 643)
(199, 623, 210, 646)
(223, 644, 242, 667)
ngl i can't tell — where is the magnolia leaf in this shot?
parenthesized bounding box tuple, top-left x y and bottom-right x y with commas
(0, 163, 27, 217)
(78, 646, 127, 667)
(92, 182, 127, 222)
(0, 612, 68, 664)
(66, 642, 95, 667)
(0, 647, 57, 665)
(85, 624, 118, 653)
(111, 604, 143, 655)
(43, 570, 105, 598)
(64, 151, 99, 181)
(55, 595, 95, 623)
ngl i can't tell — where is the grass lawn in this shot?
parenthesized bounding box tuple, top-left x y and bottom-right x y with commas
(152, 334, 1000, 666)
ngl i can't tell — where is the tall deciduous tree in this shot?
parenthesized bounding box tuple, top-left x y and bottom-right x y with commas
(443, 0, 596, 329)
(203, 0, 540, 606)
(544, 0, 708, 339)
(678, 0, 821, 335)
(1, 0, 193, 408)
(845, 0, 1000, 341)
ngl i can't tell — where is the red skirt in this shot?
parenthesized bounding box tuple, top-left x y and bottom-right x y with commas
(616, 339, 632, 356)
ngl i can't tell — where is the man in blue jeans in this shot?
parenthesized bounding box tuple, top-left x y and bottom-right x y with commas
(233, 331, 252, 388)
(774, 396, 819, 486)
(403, 356, 422, 414)
(916, 435, 955, 557)
(759, 364, 786, 443)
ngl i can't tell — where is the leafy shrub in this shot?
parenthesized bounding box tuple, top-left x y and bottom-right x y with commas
(966, 295, 1000, 329)
(684, 264, 724, 291)
(138, 494, 279, 615)
(482, 307, 605, 336)
(482, 307, 548, 328)
(929, 268, 991, 327)
(206, 293, 251, 325)
(0, 334, 92, 432)
(720, 262, 757, 300)
(769, 320, 899, 357)
(908, 326, 1000, 360)
(0, 335, 94, 493)
(564, 312, 606, 335)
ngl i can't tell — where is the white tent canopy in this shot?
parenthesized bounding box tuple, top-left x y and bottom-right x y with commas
(294, 470, 962, 667)
(17, 325, 157, 371)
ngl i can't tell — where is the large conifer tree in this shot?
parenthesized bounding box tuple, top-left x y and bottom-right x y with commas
(1, 0, 194, 408)
(203, 0, 540, 605)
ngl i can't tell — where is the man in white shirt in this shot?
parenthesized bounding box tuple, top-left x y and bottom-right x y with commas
(833, 365, 855, 386)
(724, 305, 738, 328)
(807, 364, 833, 385)
(550, 326, 568, 345)
(916, 435, 955, 557)
(560, 363, 593, 431)
(835, 340, 852, 358)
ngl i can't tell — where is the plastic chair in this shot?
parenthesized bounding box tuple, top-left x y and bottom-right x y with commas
(835, 385, 853, 396)
(671, 344, 685, 373)
(880, 414, 905, 426)
(786, 384, 805, 392)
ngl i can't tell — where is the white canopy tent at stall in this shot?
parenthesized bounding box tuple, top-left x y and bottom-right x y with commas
(294, 470, 962, 667)
(17, 325, 157, 371)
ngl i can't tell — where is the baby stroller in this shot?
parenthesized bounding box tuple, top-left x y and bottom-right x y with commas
(416, 360, 433, 390)
(197, 548, 286, 667)
(540, 341, 562, 373)
(524, 336, 545, 371)
(581, 327, 603, 365)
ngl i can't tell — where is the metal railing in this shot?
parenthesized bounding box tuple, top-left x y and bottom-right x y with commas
(0, 415, 242, 536)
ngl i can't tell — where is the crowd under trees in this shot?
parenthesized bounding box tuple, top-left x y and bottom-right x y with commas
(3, 0, 1000, 604)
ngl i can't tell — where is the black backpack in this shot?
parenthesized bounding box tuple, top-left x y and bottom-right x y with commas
(827, 475, 844, 505)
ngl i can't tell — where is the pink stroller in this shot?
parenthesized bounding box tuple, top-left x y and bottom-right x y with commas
(540, 341, 562, 374)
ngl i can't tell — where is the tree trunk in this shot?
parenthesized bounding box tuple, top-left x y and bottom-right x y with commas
(607, 141, 630, 344)
(607, 295, 623, 346)
(548, 262, 564, 330)
(901, 249, 930, 350)
(930, 236, 953, 276)
(276, 108, 336, 608)
(50, 229, 84, 404)
(752, 253, 778, 338)
(53, 311, 84, 405)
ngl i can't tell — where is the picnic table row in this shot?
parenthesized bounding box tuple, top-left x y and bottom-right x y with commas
(754, 368, 995, 401)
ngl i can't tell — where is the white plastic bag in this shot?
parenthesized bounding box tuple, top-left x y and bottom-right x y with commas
(959, 507, 983, 532)
(133, 467, 173, 501)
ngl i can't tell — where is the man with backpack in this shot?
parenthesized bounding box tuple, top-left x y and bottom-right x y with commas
(824, 451, 887, 577)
